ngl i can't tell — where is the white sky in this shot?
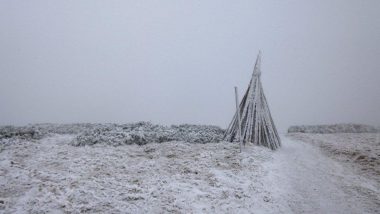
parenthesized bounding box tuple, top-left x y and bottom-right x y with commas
(1, 0, 379, 131)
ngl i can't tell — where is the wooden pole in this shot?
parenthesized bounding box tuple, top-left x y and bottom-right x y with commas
(235, 87, 243, 152)
(224, 53, 281, 150)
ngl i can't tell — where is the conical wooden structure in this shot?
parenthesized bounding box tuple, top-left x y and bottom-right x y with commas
(224, 52, 281, 150)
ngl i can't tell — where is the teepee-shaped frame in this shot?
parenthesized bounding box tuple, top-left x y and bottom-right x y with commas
(224, 52, 281, 150)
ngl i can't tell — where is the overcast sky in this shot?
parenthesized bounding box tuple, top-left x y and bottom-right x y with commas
(0, 0, 379, 131)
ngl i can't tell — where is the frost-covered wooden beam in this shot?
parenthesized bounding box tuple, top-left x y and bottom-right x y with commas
(224, 52, 281, 150)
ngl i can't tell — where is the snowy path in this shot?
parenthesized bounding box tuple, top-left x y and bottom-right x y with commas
(262, 137, 379, 214)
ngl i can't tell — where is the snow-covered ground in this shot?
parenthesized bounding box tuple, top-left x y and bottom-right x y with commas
(288, 133, 380, 183)
(264, 136, 379, 214)
(1, 134, 379, 213)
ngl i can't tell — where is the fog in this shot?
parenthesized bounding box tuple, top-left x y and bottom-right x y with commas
(1, 0, 379, 131)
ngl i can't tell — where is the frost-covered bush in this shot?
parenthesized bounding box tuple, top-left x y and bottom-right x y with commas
(0, 123, 97, 145)
(288, 124, 379, 134)
(0, 126, 44, 143)
(32, 123, 96, 135)
(170, 124, 225, 143)
(0, 122, 226, 146)
(70, 122, 225, 146)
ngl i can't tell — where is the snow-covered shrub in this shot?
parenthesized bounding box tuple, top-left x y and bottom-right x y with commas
(32, 123, 96, 135)
(70, 122, 225, 146)
(0, 122, 226, 146)
(170, 124, 225, 143)
(288, 124, 379, 134)
(0, 126, 44, 144)
(0, 123, 98, 144)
